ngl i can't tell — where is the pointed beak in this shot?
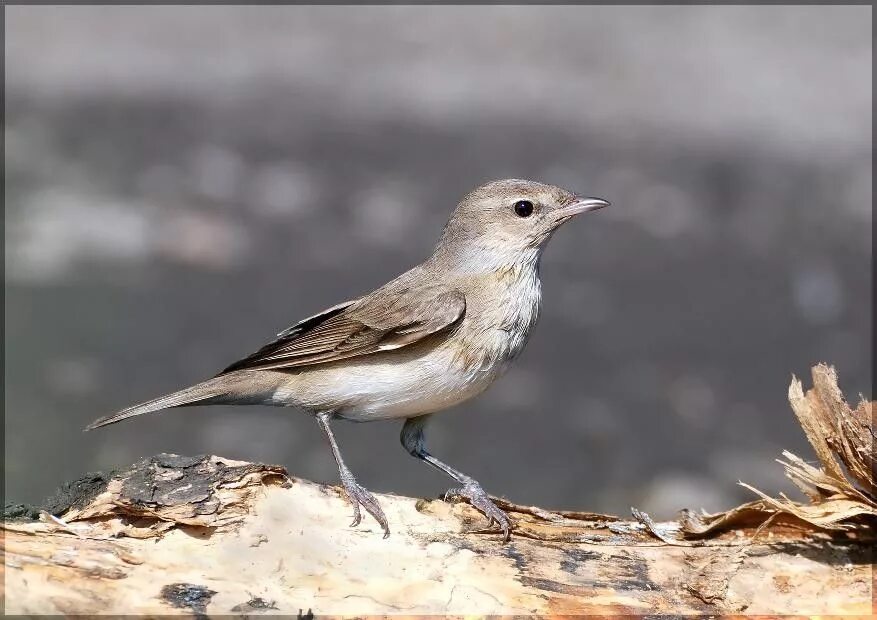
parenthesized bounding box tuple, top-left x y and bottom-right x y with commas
(553, 197, 610, 221)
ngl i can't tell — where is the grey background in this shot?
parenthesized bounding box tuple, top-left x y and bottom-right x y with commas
(5, 6, 872, 519)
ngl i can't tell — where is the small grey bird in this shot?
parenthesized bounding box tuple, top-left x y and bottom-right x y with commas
(87, 179, 608, 540)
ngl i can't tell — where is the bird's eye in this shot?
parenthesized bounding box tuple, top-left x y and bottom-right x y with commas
(513, 200, 534, 218)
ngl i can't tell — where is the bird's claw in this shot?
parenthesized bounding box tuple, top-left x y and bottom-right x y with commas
(444, 479, 512, 542)
(340, 475, 390, 538)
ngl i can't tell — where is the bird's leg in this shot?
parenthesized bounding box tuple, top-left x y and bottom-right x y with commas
(401, 416, 511, 541)
(317, 412, 389, 538)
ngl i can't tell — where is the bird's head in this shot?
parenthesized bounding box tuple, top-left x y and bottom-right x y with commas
(435, 178, 609, 271)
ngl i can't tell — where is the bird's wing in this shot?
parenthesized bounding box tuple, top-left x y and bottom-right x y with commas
(274, 299, 358, 339)
(218, 286, 466, 374)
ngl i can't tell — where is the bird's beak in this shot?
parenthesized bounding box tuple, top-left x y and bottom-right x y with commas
(553, 197, 610, 221)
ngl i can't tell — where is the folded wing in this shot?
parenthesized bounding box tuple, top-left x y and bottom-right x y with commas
(219, 287, 466, 374)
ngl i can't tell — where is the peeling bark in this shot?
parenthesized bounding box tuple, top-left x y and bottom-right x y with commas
(2, 365, 873, 616)
(3, 454, 871, 616)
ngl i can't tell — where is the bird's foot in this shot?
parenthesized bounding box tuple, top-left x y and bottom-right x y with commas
(444, 478, 511, 541)
(339, 472, 390, 538)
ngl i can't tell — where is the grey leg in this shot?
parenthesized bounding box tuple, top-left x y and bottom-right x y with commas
(317, 412, 389, 538)
(401, 416, 511, 541)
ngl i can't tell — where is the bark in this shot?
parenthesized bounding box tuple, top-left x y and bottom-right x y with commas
(3, 365, 873, 616)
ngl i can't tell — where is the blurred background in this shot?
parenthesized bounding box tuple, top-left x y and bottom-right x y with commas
(5, 6, 871, 519)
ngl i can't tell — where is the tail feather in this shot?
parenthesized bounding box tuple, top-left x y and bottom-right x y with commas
(85, 378, 229, 431)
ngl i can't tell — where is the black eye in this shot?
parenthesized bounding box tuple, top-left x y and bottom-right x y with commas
(513, 200, 534, 217)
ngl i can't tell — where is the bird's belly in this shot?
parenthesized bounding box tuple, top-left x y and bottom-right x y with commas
(275, 345, 506, 421)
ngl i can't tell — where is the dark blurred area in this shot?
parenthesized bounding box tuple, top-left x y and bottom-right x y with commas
(5, 6, 871, 519)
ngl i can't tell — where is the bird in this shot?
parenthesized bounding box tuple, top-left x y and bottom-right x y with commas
(86, 178, 609, 541)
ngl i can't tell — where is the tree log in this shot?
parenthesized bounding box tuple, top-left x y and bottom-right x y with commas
(3, 365, 874, 615)
(2, 453, 871, 616)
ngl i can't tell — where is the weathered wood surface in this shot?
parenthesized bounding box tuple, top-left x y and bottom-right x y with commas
(3, 364, 874, 616)
(2, 453, 872, 616)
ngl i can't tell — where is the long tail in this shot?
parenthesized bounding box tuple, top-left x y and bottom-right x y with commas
(85, 374, 254, 431)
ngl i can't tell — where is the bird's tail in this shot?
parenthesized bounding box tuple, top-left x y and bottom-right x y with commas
(85, 375, 249, 431)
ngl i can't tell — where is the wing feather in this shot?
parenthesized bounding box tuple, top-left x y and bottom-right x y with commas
(218, 287, 465, 374)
